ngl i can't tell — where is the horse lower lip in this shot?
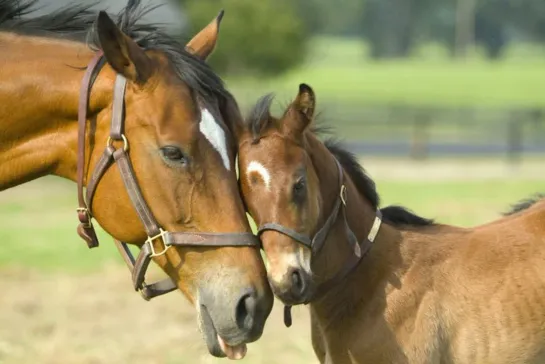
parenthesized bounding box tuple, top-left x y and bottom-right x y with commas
(199, 305, 225, 358)
(217, 335, 248, 360)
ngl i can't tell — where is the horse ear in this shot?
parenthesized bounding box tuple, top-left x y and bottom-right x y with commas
(282, 83, 316, 137)
(96, 11, 152, 83)
(186, 10, 224, 60)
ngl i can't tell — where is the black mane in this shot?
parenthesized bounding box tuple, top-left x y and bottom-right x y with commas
(504, 193, 545, 216)
(0, 0, 229, 101)
(245, 94, 435, 228)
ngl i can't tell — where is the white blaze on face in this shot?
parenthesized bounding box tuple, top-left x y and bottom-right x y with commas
(246, 161, 271, 190)
(199, 108, 230, 170)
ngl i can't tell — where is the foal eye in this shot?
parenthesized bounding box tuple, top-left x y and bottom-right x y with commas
(161, 146, 187, 165)
(293, 178, 306, 194)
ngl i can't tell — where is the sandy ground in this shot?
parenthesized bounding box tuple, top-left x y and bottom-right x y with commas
(0, 266, 315, 364)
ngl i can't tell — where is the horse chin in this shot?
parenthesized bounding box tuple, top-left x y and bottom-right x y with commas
(198, 305, 226, 358)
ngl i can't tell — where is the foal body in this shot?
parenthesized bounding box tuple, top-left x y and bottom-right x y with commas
(237, 85, 545, 364)
(312, 202, 545, 364)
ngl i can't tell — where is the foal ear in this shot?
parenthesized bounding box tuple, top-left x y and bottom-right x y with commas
(186, 10, 224, 60)
(282, 83, 316, 137)
(96, 11, 152, 83)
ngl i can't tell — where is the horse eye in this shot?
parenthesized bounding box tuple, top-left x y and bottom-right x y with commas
(161, 146, 187, 164)
(293, 178, 306, 193)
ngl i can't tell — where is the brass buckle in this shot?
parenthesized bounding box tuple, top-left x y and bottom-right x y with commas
(106, 134, 129, 152)
(146, 229, 170, 257)
(340, 185, 347, 206)
(76, 207, 93, 228)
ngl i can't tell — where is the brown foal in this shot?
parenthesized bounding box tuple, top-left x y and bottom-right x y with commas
(0, 0, 272, 358)
(237, 84, 545, 363)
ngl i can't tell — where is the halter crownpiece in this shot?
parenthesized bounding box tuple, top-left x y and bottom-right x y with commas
(256, 158, 382, 327)
(75, 52, 260, 300)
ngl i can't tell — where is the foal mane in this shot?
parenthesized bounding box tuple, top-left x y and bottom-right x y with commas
(0, 0, 231, 103)
(244, 94, 435, 228)
(504, 193, 545, 216)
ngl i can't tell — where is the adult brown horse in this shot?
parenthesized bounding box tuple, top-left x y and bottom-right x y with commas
(0, 0, 273, 359)
(237, 84, 545, 363)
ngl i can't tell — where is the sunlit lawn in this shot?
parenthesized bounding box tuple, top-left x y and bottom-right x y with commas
(228, 37, 545, 110)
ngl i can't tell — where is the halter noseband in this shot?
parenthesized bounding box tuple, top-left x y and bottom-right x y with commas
(75, 52, 260, 300)
(256, 158, 382, 326)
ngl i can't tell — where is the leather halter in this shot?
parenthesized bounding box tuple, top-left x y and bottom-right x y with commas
(76, 52, 260, 300)
(257, 158, 382, 326)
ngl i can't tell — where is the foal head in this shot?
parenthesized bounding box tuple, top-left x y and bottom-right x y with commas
(237, 84, 333, 304)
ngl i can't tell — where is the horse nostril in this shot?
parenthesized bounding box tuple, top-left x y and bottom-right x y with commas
(291, 269, 306, 297)
(235, 292, 257, 330)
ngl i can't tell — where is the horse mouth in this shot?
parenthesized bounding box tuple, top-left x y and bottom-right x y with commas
(199, 304, 248, 360)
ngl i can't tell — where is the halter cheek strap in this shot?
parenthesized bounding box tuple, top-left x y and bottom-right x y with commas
(257, 158, 383, 327)
(75, 53, 260, 301)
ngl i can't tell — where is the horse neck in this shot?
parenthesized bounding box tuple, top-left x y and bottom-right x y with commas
(0, 32, 113, 190)
(305, 134, 404, 328)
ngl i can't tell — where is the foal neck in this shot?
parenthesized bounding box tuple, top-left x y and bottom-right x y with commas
(305, 134, 401, 325)
(0, 33, 114, 190)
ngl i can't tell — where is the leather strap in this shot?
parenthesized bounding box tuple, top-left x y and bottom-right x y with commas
(76, 56, 262, 301)
(132, 232, 260, 292)
(86, 146, 115, 206)
(256, 158, 383, 326)
(110, 75, 126, 139)
(257, 159, 345, 254)
(258, 224, 312, 248)
(312, 209, 382, 300)
(76, 51, 105, 249)
(113, 148, 161, 237)
(257, 160, 345, 255)
(165, 232, 260, 247)
(114, 239, 177, 300)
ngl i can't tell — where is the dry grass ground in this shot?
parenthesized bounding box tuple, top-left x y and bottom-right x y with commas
(0, 158, 543, 363)
(0, 267, 313, 364)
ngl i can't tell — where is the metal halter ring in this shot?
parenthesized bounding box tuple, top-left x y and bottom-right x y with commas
(146, 229, 170, 257)
(106, 134, 129, 152)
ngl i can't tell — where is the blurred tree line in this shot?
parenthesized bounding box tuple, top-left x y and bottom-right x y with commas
(362, 0, 545, 59)
(178, 0, 545, 75)
(179, 0, 307, 76)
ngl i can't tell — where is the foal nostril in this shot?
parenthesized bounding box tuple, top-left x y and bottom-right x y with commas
(291, 269, 307, 297)
(235, 292, 257, 330)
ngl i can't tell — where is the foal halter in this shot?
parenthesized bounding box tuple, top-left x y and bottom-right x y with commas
(257, 158, 382, 326)
(75, 52, 260, 300)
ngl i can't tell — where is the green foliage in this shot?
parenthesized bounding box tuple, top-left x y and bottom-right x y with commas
(181, 0, 308, 77)
(293, 0, 365, 36)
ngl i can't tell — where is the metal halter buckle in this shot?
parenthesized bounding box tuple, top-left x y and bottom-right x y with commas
(146, 229, 170, 257)
(340, 185, 347, 206)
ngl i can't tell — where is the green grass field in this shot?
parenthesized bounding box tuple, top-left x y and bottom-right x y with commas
(227, 37, 545, 110)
